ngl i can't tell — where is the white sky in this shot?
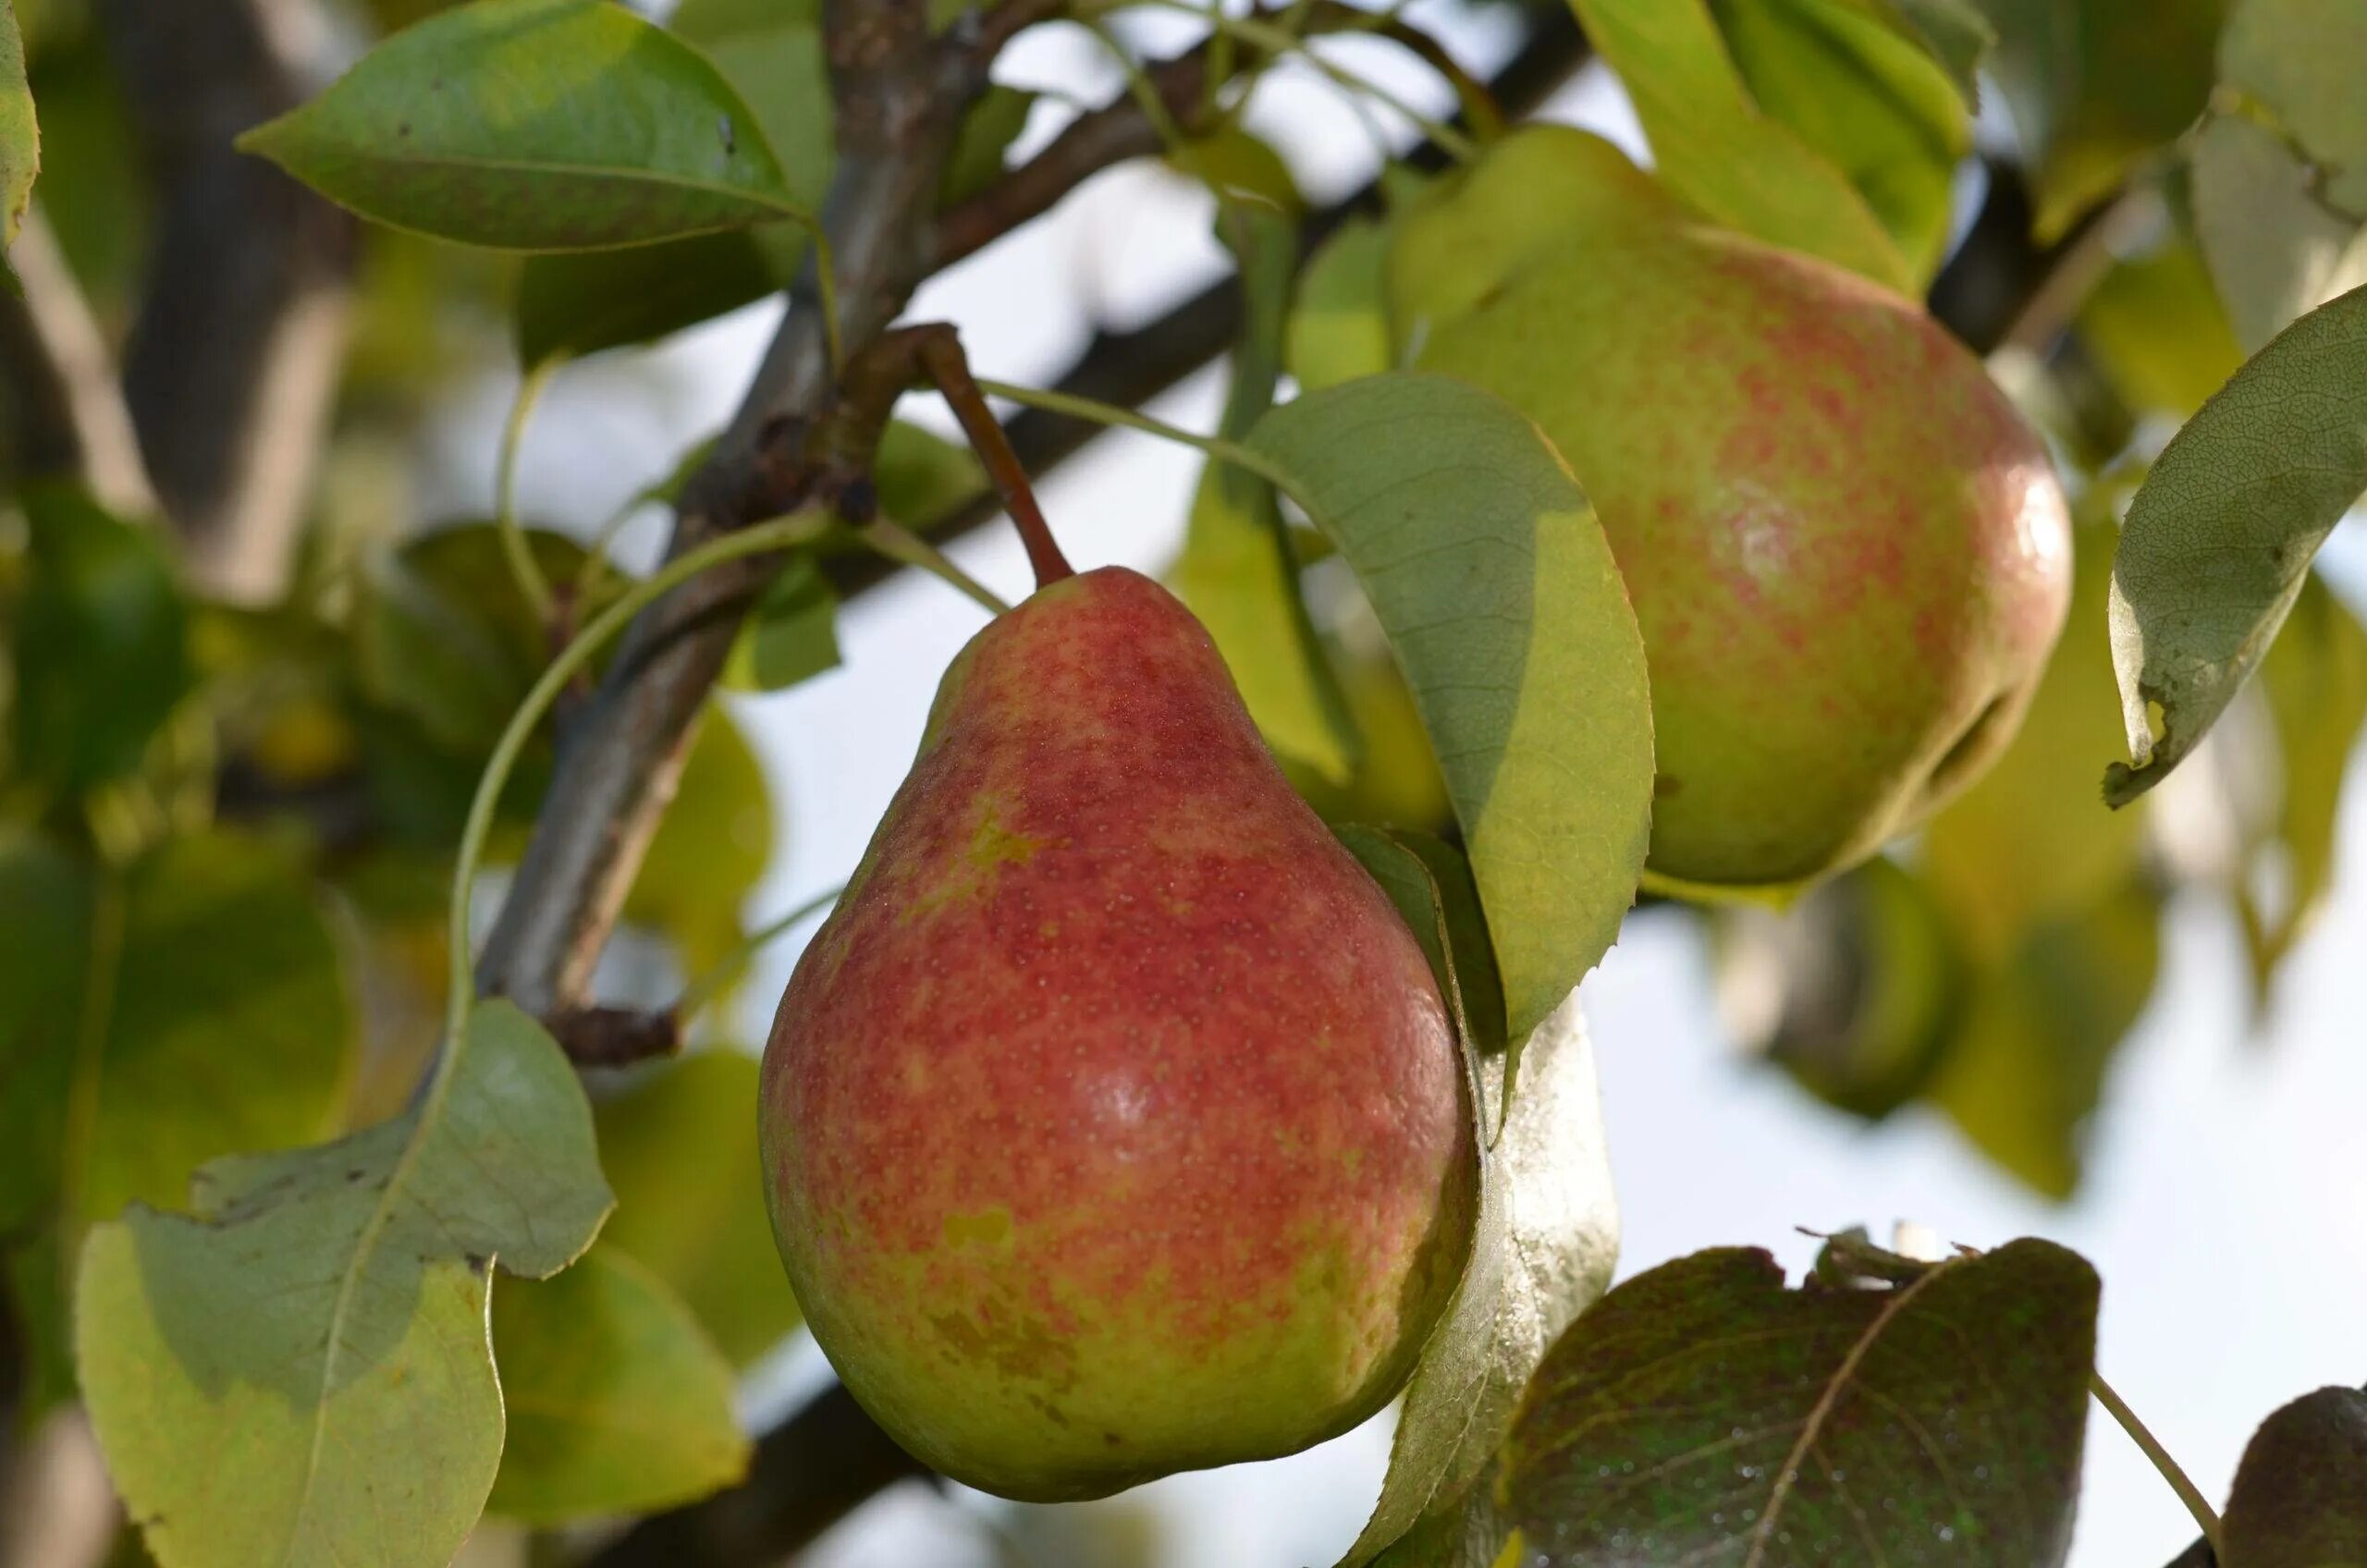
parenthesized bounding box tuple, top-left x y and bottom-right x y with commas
(447, 9, 2367, 1565)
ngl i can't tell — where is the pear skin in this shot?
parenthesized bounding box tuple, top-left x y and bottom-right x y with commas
(761, 568, 1473, 1501)
(1393, 127, 2072, 890)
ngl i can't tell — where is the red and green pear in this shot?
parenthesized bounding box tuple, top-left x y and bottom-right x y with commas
(761, 564, 1473, 1501)
(1391, 127, 2073, 892)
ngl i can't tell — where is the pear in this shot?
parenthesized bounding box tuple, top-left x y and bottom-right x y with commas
(760, 563, 1473, 1501)
(1392, 127, 2072, 890)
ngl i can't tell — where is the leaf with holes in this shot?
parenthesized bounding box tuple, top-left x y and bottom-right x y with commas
(2220, 1386, 2367, 1568)
(240, 0, 803, 251)
(76, 1001, 613, 1568)
(2104, 285, 2367, 804)
(1340, 995, 1619, 1567)
(1500, 1239, 2097, 1565)
(1245, 374, 1654, 1039)
(1566, 0, 1912, 289)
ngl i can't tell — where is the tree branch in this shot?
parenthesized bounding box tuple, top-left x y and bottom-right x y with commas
(0, 208, 155, 515)
(472, 0, 977, 1017)
(97, 0, 358, 604)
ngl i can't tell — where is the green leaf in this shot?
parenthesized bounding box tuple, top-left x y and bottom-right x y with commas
(1970, 0, 2226, 240)
(9, 484, 190, 798)
(77, 1001, 614, 1568)
(592, 1049, 802, 1367)
(239, 0, 804, 251)
(1565, 0, 1914, 290)
(942, 84, 1035, 207)
(1244, 374, 1655, 1040)
(1881, 0, 1996, 103)
(1723, 854, 1964, 1121)
(1709, 0, 1971, 284)
(2220, 0, 2367, 217)
(2238, 572, 2367, 993)
(1501, 1239, 2098, 1565)
(1932, 884, 2162, 1199)
(1, 0, 36, 270)
(2078, 233, 2247, 419)
(2220, 1386, 2367, 1568)
(1332, 827, 1506, 1071)
(2192, 113, 2367, 354)
(667, 1, 831, 207)
(722, 553, 840, 693)
(1287, 214, 1395, 393)
(621, 707, 774, 981)
(515, 225, 804, 365)
(1926, 503, 2145, 958)
(487, 1243, 748, 1523)
(1172, 202, 1360, 783)
(2103, 285, 2367, 803)
(1340, 998, 1617, 1568)
(875, 418, 987, 529)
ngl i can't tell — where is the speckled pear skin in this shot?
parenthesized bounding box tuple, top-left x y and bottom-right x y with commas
(1392, 127, 2073, 890)
(760, 567, 1473, 1501)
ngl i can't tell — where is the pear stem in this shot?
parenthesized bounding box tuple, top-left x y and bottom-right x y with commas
(916, 327, 1073, 588)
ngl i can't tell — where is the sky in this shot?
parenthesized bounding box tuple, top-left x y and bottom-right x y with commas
(446, 8, 2367, 1564)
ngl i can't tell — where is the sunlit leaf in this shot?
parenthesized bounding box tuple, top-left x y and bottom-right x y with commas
(1565, 0, 1913, 289)
(240, 0, 804, 251)
(2219, 0, 2367, 217)
(2219, 1385, 2367, 1568)
(1969, 0, 2226, 239)
(1341, 996, 1618, 1568)
(2104, 285, 2367, 803)
(1500, 1239, 2098, 1565)
(1710, 0, 1971, 283)
(9, 484, 189, 798)
(593, 1050, 802, 1367)
(1246, 374, 1655, 1039)
(2192, 114, 2367, 353)
(1172, 202, 1359, 783)
(486, 1244, 748, 1523)
(622, 707, 774, 982)
(1, 0, 35, 273)
(78, 1002, 613, 1568)
(1879, 0, 1995, 104)
(2238, 572, 2367, 993)
(2078, 234, 2246, 420)
(1932, 883, 2162, 1199)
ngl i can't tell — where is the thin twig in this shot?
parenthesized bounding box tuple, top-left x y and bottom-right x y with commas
(2091, 1368, 2224, 1555)
(0, 209, 157, 516)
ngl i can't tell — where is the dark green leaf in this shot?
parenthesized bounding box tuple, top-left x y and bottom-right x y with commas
(593, 1049, 803, 1366)
(1710, 0, 1971, 283)
(874, 418, 986, 529)
(1245, 374, 1655, 1039)
(2220, 0, 2367, 217)
(78, 1002, 613, 1568)
(1881, 0, 1995, 104)
(239, 0, 804, 251)
(10, 484, 189, 798)
(1501, 1239, 2098, 1565)
(2103, 285, 2367, 803)
(1341, 997, 1618, 1568)
(487, 1243, 748, 1523)
(1, 0, 35, 270)
(722, 553, 840, 693)
(516, 225, 803, 365)
(1172, 202, 1359, 782)
(1392, 830, 1509, 1065)
(1566, 0, 1913, 289)
(2220, 1386, 2367, 1568)
(1970, 0, 2226, 239)
(2191, 113, 2367, 354)
(942, 84, 1035, 207)
(1932, 884, 2162, 1199)
(1725, 855, 1963, 1121)
(1334, 827, 1465, 1049)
